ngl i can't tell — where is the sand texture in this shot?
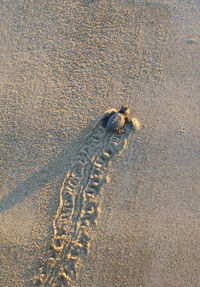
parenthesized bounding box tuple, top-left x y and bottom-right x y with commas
(0, 1, 200, 287)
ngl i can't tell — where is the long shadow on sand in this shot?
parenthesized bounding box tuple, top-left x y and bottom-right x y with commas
(0, 120, 98, 214)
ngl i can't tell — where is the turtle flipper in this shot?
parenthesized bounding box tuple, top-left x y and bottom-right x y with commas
(101, 110, 116, 128)
(125, 117, 141, 131)
(116, 128, 125, 134)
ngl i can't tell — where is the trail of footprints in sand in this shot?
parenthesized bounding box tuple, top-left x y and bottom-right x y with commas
(32, 117, 134, 287)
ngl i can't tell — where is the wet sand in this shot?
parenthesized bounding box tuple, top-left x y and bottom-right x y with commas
(0, 1, 200, 286)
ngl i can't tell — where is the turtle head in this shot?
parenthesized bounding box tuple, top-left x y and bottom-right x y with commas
(119, 105, 129, 115)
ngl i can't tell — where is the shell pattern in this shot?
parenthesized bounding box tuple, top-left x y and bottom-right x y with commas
(106, 113, 125, 131)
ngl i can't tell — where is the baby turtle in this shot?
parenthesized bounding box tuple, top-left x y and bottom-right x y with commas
(102, 105, 140, 133)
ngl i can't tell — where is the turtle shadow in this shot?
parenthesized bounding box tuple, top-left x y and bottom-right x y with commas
(0, 118, 102, 214)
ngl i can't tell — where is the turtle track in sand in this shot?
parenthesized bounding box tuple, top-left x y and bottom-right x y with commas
(31, 115, 136, 287)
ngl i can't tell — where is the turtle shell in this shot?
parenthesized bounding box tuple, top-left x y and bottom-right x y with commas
(106, 113, 125, 130)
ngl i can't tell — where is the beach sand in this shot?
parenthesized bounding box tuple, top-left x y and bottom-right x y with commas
(0, 0, 200, 286)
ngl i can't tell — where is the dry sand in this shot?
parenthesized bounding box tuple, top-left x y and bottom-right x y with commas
(0, 0, 200, 286)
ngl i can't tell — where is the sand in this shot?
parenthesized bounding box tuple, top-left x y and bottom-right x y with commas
(0, 0, 200, 286)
